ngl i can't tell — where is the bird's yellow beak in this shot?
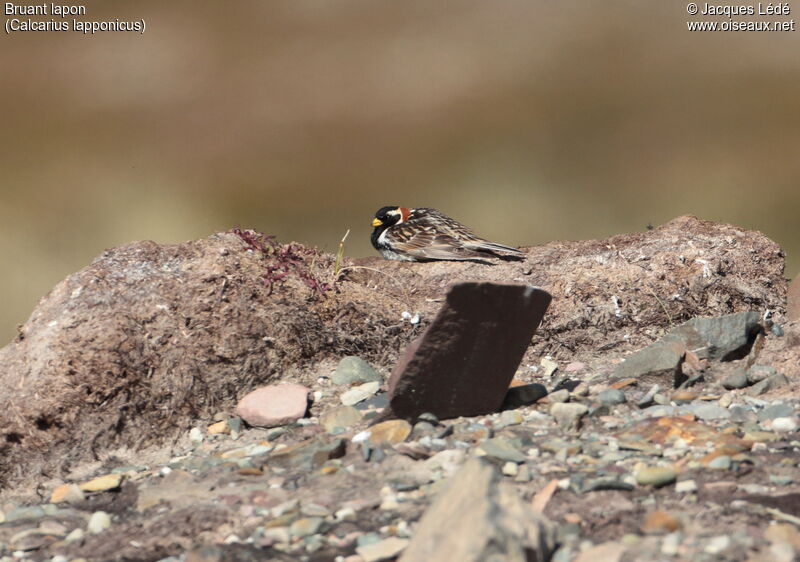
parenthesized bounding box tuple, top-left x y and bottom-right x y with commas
(372, 218, 383, 227)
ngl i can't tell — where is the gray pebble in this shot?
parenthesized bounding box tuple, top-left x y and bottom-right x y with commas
(596, 388, 626, 406)
(747, 373, 789, 396)
(332, 356, 382, 385)
(636, 466, 677, 487)
(747, 365, 777, 384)
(551, 402, 589, 429)
(708, 455, 731, 470)
(721, 369, 749, 390)
(757, 403, 795, 421)
(686, 403, 731, 421)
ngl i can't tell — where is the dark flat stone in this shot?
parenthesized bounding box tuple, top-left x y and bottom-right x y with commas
(502, 383, 548, 409)
(613, 311, 762, 383)
(379, 283, 551, 422)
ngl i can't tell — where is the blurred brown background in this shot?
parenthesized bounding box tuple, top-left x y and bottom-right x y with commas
(1, 0, 799, 345)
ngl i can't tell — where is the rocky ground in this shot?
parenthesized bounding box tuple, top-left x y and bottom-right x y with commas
(0, 216, 798, 561)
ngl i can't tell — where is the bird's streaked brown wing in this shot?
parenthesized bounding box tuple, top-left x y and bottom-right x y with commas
(409, 208, 524, 257)
(384, 225, 487, 261)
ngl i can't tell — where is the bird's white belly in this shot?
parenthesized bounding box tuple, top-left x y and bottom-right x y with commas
(379, 248, 417, 261)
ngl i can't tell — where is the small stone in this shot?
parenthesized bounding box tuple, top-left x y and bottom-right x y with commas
(246, 444, 272, 456)
(515, 464, 532, 483)
(320, 406, 363, 433)
(332, 356, 383, 385)
(50, 484, 85, 504)
(412, 421, 436, 436)
(425, 449, 466, 478)
(417, 412, 439, 424)
(687, 403, 731, 421)
(670, 390, 697, 404)
(10, 529, 54, 551)
(503, 383, 548, 409)
(265, 436, 346, 470)
(707, 455, 731, 470)
(301, 503, 330, 517)
(635, 466, 677, 487)
(771, 417, 799, 433)
(39, 520, 67, 535)
(189, 427, 203, 444)
(341, 381, 381, 406)
(235, 384, 310, 428)
(263, 526, 291, 544)
(502, 461, 519, 477)
(476, 438, 526, 463)
(335, 507, 357, 521)
(721, 369, 749, 390)
(289, 517, 324, 538)
(653, 393, 670, 405)
(548, 389, 570, 403)
(498, 410, 524, 427)
(758, 403, 795, 421)
(747, 364, 777, 384)
(610, 378, 638, 390)
(541, 357, 559, 377)
(550, 402, 589, 429)
(228, 416, 244, 434)
(596, 389, 626, 406)
(64, 528, 85, 545)
(359, 394, 389, 410)
(80, 473, 123, 492)
(368, 419, 412, 446)
(747, 374, 790, 396)
(661, 532, 682, 555)
(208, 420, 230, 435)
(357, 532, 382, 547)
(357, 538, 411, 562)
(704, 535, 731, 554)
(380, 494, 400, 510)
(769, 475, 794, 486)
(565, 362, 587, 373)
(637, 385, 660, 408)
(641, 510, 681, 534)
(675, 479, 697, 494)
(87, 511, 112, 534)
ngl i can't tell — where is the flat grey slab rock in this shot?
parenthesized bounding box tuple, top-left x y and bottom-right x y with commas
(613, 311, 762, 382)
(379, 282, 551, 422)
(399, 457, 555, 562)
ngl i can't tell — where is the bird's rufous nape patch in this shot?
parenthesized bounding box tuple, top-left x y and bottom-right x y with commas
(398, 207, 411, 223)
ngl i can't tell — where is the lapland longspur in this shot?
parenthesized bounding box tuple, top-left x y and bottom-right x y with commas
(370, 206, 524, 262)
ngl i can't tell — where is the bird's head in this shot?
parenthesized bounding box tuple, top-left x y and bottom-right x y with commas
(372, 206, 410, 228)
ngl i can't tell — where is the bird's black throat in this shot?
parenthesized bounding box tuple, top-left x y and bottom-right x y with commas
(370, 224, 389, 251)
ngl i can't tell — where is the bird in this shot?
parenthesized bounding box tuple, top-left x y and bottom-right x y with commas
(370, 206, 524, 262)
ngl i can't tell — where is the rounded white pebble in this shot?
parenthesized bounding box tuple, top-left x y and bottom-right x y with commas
(87, 511, 111, 534)
(771, 417, 799, 433)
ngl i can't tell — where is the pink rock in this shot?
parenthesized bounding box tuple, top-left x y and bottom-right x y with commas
(565, 362, 587, 373)
(235, 384, 310, 428)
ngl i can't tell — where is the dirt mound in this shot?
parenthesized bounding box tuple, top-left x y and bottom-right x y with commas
(0, 216, 787, 496)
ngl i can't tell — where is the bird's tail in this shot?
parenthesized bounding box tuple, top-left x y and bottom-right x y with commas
(466, 240, 525, 257)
